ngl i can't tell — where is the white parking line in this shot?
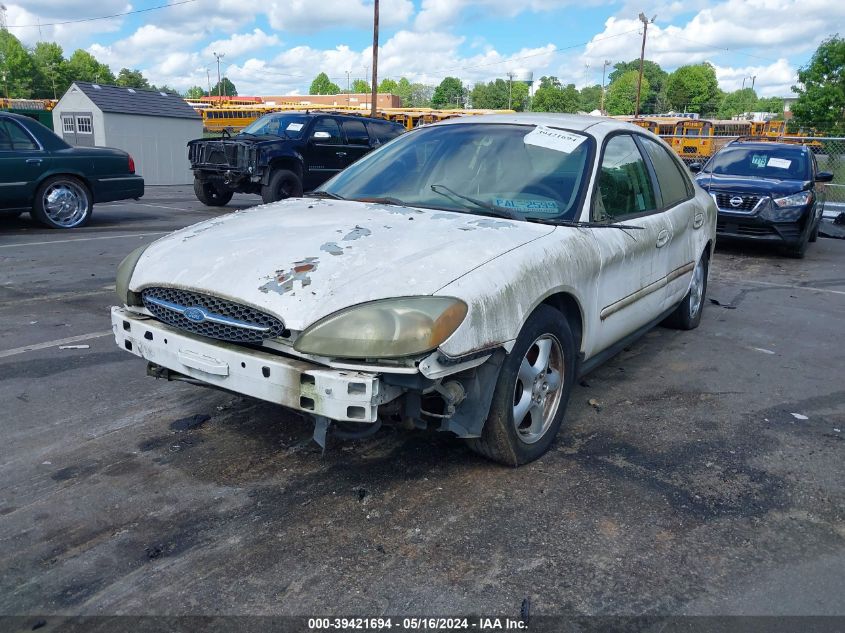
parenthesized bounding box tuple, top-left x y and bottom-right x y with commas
(742, 280, 845, 297)
(0, 232, 167, 249)
(1, 288, 115, 307)
(0, 331, 112, 359)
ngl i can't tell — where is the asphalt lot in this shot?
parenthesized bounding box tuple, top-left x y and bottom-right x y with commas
(1, 186, 844, 622)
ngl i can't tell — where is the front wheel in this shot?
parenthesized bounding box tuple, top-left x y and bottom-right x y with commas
(663, 252, 709, 330)
(467, 305, 576, 466)
(193, 179, 233, 207)
(32, 176, 92, 229)
(261, 169, 303, 204)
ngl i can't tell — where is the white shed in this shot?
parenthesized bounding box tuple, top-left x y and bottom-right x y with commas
(52, 82, 202, 185)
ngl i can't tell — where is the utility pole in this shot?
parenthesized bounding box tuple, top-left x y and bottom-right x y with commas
(346, 70, 351, 106)
(634, 12, 655, 117)
(370, 0, 379, 117)
(206, 68, 212, 96)
(213, 52, 224, 98)
(507, 71, 514, 110)
(751, 75, 756, 90)
(600, 59, 611, 113)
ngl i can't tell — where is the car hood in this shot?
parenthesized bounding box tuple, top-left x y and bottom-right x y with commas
(129, 199, 555, 330)
(695, 173, 810, 197)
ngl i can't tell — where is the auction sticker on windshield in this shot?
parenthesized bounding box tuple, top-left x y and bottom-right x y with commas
(524, 125, 585, 153)
(494, 198, 560, 214)
(287, 123, 304, 131)
(767, 157, 791, 169)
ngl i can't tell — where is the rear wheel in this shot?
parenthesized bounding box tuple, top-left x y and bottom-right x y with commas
(261, 169, 303, 204)
(467, 305, 576, 466)
(663, 252, 708, 330)
(32, 176, 92, 229)
(193, 178, 233, 207)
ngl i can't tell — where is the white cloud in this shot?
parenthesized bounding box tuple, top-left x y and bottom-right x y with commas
(267, 0, 412, 33)
(415, 0, 594, 31)
(713, 59, 796, 97)
(202, 29, 282, 60)
(5, 2, 127, 49)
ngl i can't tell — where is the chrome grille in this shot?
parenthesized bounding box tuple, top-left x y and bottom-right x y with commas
(715, 193, 762, 212)
(142, 287, 286, 343)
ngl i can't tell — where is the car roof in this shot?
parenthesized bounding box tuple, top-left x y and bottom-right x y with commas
(722, 140, 808, 152)
(432, 112, 635, 132)
(263, 110, 402, 124)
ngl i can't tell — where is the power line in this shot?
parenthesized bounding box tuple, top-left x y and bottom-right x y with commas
(6, 0, 199, 28)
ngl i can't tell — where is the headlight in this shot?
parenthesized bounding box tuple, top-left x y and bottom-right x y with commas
(773, 191, 812, 208)
(294, 297, 468, 359)
(115, 244, 149, 306)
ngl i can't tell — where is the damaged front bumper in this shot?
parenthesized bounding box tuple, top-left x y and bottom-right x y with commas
(111, 307, 401, 423)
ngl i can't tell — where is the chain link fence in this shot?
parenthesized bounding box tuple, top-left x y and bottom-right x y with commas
(658, 135, 845, 219)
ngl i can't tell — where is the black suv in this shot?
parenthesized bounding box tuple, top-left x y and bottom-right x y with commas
(692, 140, 833, 257)
(187, 111, 405, 206)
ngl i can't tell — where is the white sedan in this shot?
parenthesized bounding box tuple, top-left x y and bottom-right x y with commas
(112, 114, 716, 465)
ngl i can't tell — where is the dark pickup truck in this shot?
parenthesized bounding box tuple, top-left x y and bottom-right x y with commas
(187, 111, 405, 206)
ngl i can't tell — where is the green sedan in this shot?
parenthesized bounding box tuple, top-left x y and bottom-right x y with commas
(0, 112, 144, 229)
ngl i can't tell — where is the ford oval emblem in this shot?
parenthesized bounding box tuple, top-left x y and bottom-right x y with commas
(184, 306, 206, 323)
(730, 196, 743, 208)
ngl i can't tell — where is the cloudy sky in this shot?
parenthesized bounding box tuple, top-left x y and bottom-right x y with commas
(5, 0, 840, 97)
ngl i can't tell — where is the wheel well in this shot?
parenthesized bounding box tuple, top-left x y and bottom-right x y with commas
(268, 158, 302, 181)
(704, 239, 714, 259)
(36, 173, 93, 199)
(541, 292, 583, 352)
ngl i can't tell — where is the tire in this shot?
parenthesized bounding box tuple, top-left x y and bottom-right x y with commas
(193, 178, 234, 207)
(261, 169, 303, 204)
(663, 251, 709, 330)
(467, 305, 577, 466)
(32, 175, 92, 229)
(785, 232, 810, 258)
(808, 218, 819, 243)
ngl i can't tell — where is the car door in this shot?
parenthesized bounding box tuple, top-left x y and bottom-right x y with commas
(638, 135, 700, 309)
(304, 116, 345, 189)
(0, 117, 50, 210)
(588, 133, 672, 355)
(339, 118, 372, 166)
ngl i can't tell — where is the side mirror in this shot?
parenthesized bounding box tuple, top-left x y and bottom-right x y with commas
(311, 131, 331, 141)
(816, 171, 833, 183)
(688, 162, 702, 173)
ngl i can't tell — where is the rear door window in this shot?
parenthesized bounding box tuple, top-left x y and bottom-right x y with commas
(341, 119, 370, 146)
(640, 136, 692, 207)
(311, 118, 342, 145)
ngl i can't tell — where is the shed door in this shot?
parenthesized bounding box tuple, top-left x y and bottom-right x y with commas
(60, 112, 96, 146)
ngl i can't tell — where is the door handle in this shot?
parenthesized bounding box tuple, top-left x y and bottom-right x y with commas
(693, 213, 704, 229)
(656, 228, 670, 248)
(26, 158, 43, 165)
(335, 151, 347, 157)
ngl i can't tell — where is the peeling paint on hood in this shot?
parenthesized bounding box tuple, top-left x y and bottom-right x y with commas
(130, 199, 555, 330)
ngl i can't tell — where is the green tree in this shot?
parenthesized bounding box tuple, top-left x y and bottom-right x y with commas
(470, 79, 527, 110)
(116, 68, 150, 89)
(605, 70, 648, 115)
(608, 59, 667, 114)
(394, 77, 413, 105)
(579, 84, 602, 112)
(185, 85, 206, 99)
(309, 72, 340, 95)
(431, 76, 465, 108)
(792, 35, 845, 133)
(665, 63, 720, 115)
(152, 84, 179, 95)
(532, 82, 579, 113)
(210, 77, 237, 97)
(66, 49, 115, 85)
(31, 42, 68, 99)
(717, 88, 758, 119)
(351, 78, 370, 93)
(756, 96, 784, 116)
(407, 82, 433, 107)
(0, 30, 36, 97)
(378, 78, 398, 93)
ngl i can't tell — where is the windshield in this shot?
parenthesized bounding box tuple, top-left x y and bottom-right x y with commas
(240, 114, 310, 138)
(704, 146, 810, 180)
(319, 123, 594, 221)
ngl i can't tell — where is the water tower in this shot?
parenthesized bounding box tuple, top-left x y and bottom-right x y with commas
(505, 70, 534, 109)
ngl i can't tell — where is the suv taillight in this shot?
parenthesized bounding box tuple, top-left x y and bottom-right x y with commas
(128, 155, 136, 174)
